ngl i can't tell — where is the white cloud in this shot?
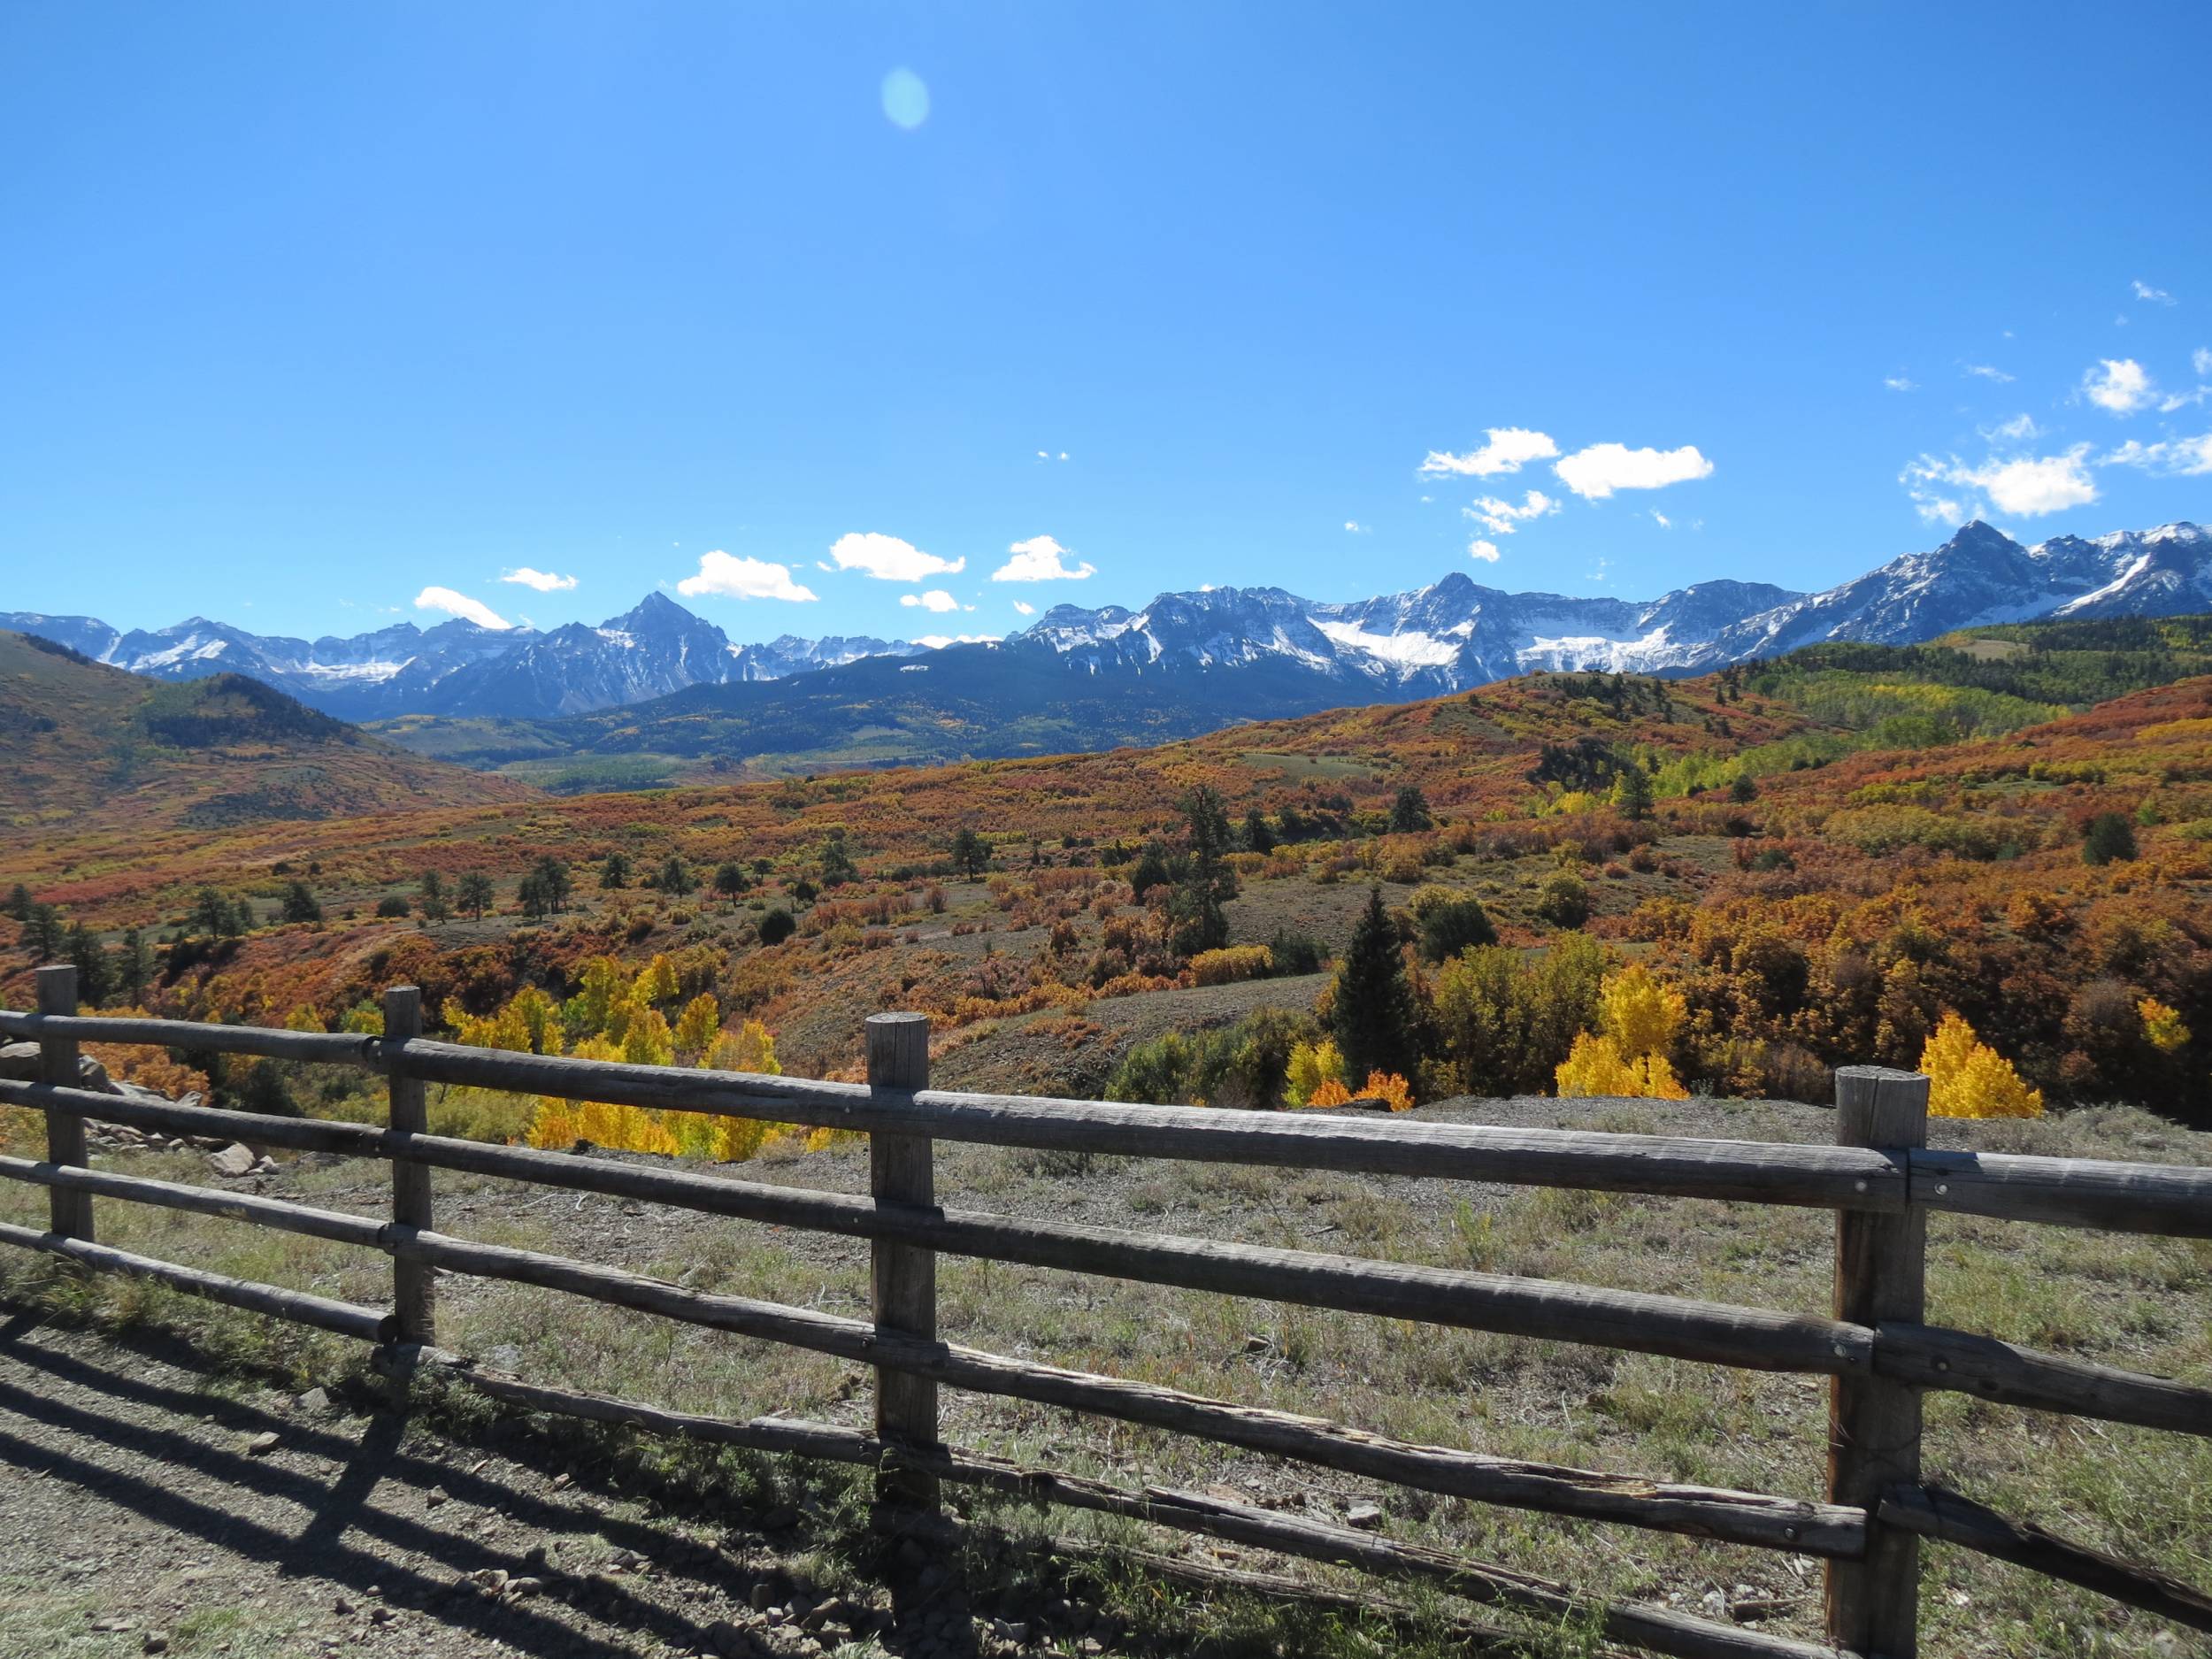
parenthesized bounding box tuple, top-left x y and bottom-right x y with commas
(2196, 348, 2212, 378)
(1011, 600, 1035, 616)
(674, 550, 819, 603)
(900, 589, 960, 613)
(1418, 427, 1559, 478)
(1884, 376, 1916, 392)
(2132, 280, 2177, 305)
(1650, 511, 1671, 529)
(1462, 489, 1558, 535)
(1901, 446, 2097, 521)
(2160, 387, 2209, 412)
(1343, 520, 1369, 534)
(500, 566, 578, 593)
(1553, 442, 1714, 500)
(1466, 538, 1501, 564)
(2083, 357, 2156, 415)
(1058, 451, 1069, 461)
(414, 587, 512, 630)
(991, 534, 1095, 581)
(1964, 364, 2015, 383)
(2101, 433, 2212, 477)
(915, 634, 1000, 649)
(1980, 413, 2041, 442)
(828, 531, 965, 582)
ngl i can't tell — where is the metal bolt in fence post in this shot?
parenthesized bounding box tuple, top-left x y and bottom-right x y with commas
(866, 1010, 939, 1513)
(384, 984, 435, 1346)
(1828, 1064, 1931, 1658)
(36, 964, 92, 1240)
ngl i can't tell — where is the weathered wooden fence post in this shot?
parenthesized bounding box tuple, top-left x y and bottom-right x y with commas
(867, 1010, 939, 1513)
(1828, 1064, 1931, 1657)
(384, 984, 436, 1346)
(37, 964, 93, 1240)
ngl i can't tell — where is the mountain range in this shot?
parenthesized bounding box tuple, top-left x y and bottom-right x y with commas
(0, 594, 921, 722)
(6, 520, 2206, 775)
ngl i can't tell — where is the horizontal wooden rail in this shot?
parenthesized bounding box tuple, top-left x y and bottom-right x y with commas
(1879, 1485, 2212, 1635)
(11, 1078, 2208, 1439)
(1910, 1148, 2212, 1239)
(387, 1224, 1864, 1555)
(381, 1348, 1831, 1659)
(0, 1219, 393, 1343)
(0, 1015, 1907, 1210)
(0, 1155, 389, 1249)
(11, 996, 2212, 1657)
(0, 1010, 378, 1065)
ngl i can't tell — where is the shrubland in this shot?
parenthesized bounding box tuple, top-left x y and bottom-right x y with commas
(4, 616, 2210, 1155)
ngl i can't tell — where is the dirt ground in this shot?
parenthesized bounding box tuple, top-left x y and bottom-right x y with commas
(4, 1094, 2209, 1659)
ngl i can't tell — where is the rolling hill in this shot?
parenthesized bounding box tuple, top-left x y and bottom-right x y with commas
(0, 630, 537, 847)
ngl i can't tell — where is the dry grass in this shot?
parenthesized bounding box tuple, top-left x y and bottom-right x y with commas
(2, 1095, 2208, 1657)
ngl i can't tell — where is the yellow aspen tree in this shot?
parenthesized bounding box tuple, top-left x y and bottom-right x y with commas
(1920, 1012, 2043, 1119)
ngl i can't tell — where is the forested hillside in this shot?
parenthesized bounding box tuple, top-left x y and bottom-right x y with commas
(4, 616, 2208, 1128)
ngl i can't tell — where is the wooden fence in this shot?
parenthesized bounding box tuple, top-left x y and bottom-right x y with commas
(3, 964, 2210, 1659)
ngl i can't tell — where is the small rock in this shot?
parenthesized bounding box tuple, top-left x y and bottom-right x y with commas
(1243, 1334, 1272, 1354)
(295, 1386, 331, 1415)
(333, 1599, 355, 1616)
(550, 1471, 572, 1490)
(702, 1620, 752, 1659)
(368, 1607, 393, 1625)
(1344, 1502, 1383, 1530)
(142, 1635, 169, 1655)
(472, 1569, 509, 1594)
(206, 1142, 257, 1178)
(244, 1430, 280, 1456)
(252, 1155, 278, 1174)
(426, 1486, 449, 1508)
(505, 1576, 543, 1599)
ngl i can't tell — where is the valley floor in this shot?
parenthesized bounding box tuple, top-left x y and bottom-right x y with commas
(2, 1096, 2208, 1659)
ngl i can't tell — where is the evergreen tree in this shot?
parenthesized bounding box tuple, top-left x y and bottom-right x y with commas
(819, 833, 858, 887)
(1611, 765, 1654, 822)
(533, 858, 575, 911)
(1388, 786, 1433, 833)
(6, 883, 31, 922)
(1330, 887, 1418, 1082)
(280, 880, 322, 925)
(419, 869, 451, 922)
(1729, 773, 1759, 804)
(66, 921, 112, 1005)
(713, 862, 749, 906)
(2082, 812, 2139, 866)
(114, 927, 152, 1005)
(600, 850, 630, 890)
(950, 826, 989, 881)
(657, 854, 695, 897)
(457, 871, 495, 919)
(23, 903, 65, 961)
(1242, 808, 1276, 855)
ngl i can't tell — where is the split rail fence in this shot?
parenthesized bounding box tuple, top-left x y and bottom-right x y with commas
(3, 964, 2211, 1658)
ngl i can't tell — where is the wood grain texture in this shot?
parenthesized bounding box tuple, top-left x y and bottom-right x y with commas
(13, 1075, 2205, 1434)
(384, 1225, 1864, 1555)
(1880, 1484, 2212, 1635)
(866, 1010, 938, 1512)
(1910, 1148, 2212, 1238)
(35, 966, 91, 1240)
(0, 1156, 388, 1249)
(0, 1008, 377, 1065)
(370, 1036, 1907, 1208)
(1827, 1065, 1928, 1659)
(383, 987, 436, 1346)
(0, 1219, 393, 1342)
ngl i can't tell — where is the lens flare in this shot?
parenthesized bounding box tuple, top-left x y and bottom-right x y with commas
(881, 66, 929, 130)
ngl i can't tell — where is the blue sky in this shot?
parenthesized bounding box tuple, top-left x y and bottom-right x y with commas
(3, 2, 2208, 645)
